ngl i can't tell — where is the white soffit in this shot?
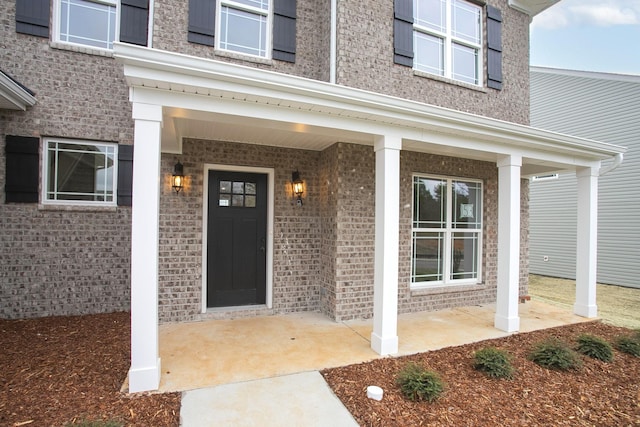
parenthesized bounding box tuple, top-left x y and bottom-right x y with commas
(508, 0, 560, 16)
(0, 70, 36, 111)
(114, 43, 625, 173)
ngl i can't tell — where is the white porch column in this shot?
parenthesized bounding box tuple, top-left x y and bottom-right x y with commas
(574, 166, 599, 318)
(371, 135, 401, 355)
(494, 155, 521, 332)
(128, 102, 163, 393)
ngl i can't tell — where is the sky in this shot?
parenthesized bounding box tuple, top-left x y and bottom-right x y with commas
(530, 0, 640, 75)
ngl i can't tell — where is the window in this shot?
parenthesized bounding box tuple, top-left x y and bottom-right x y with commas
(43, 139, 118, 206)
(411, 175, 482, 286)
(413, 0, 482, 85)
(218, 0, 270, 57)
(55, 0, 117, 50)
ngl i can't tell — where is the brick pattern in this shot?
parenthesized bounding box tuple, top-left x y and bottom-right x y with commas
(0, 1, 134, 319)
(0, 0, 532, 322)
(0, 204, 131, 319)
(336, 0, 531, 125)
(398, 153, 500, 314)
(157, 139, 323, 323)
(152, 0, 331, 81)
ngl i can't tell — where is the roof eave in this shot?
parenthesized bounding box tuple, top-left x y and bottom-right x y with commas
(0, 71, 37, 111)
(508, 0, 560, 16)
(113, 43, 626, 162)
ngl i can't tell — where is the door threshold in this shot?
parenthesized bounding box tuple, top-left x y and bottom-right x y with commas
(202, 304, 273, 320)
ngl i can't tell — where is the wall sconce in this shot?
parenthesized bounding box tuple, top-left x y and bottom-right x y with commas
(172, 162, 184, 194)
(291, 170, 304, 206)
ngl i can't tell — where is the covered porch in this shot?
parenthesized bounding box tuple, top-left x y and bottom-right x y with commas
(153, 299, 590, 393)
(113, 43, 625, 393)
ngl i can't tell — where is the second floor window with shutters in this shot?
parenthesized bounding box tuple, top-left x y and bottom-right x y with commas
(413, 0, 482, 85)
(55, 0, 117, 50)
(218, 0, 271, 58)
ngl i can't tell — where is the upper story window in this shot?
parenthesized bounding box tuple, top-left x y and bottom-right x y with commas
(413, 0, 482, 85)
(16, 0, 150, 51)
(218, 0, 271, 58)
(411, 175, 483, 286)
(55, 0, 118, 50)
(188, 0, 297, 63)
(43, 138, 118, 206)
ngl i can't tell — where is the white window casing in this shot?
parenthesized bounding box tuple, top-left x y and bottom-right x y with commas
(42, 138, 118, 207)
(217, 0, 272, 59)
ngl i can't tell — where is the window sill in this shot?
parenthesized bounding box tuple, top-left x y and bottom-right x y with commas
(413, 69, 487, 93)
(410, 282, 487, 297)
(215, 49, 273, 66)
(50, 41, 114, 58)
(39, 203, 118, 213)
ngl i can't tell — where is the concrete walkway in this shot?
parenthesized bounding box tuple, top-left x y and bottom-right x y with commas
(173, 301, 591, 426)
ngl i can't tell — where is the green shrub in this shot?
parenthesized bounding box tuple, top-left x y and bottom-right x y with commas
(615, 335, 640, 357)
(528, 338, 582, 371)
(473, 347, 515, 379)
(396, 363, 444, 402)
(576, 334, 613, 362)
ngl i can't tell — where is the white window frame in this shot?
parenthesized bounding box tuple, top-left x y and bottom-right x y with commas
(413, 0, 483, 86)
(411, 174, 483, 288)
(216, 0, 272, 59)
(53, 0, 119, 51)
(42, 138, 118, 207)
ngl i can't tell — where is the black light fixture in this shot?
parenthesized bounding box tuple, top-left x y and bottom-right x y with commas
(291, 170, 304, 206)
(172, 162, 184, 194)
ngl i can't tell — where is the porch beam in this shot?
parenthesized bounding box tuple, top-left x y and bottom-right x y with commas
(128, 102, 163, 393)
(574, 166, 599, 317)
(371, 134, 401, 356)
(495, 154, 522, 332)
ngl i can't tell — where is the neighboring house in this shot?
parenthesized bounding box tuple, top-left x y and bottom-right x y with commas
(529, 67, 639, 288)
(1, 0, 625, 392)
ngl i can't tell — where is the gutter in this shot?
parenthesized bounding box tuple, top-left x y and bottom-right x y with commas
(599, 153, 624, 176)
(330, 0, 337, 84)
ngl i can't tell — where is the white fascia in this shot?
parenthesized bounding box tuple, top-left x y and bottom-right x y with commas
(113, 43, 625, 164)
(0, 71, 36, 111)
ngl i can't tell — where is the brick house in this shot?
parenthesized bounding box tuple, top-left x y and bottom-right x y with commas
(1, 0, 625, 392)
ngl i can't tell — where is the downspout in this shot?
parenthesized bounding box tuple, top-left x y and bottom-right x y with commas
(330, 0, 337, 84)
(598, 153, 623, 176)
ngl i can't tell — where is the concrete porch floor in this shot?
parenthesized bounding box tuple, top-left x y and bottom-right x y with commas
(158, 300, 591, 393)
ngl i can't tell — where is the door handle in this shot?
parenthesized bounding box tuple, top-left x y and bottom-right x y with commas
(260, 238, 266, 253)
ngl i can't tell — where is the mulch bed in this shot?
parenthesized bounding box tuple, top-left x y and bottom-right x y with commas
(323, 322, 640, 426)
(0, 312, 180, 427)
(2, 313, 639, 426)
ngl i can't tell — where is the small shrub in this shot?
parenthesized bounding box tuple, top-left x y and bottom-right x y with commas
(615, 335, 640, 357)
(473, 347, 515, 379)
(396, 363, 444, 402)
(576, 334, 613, 362)
(528, 338, 582, 371)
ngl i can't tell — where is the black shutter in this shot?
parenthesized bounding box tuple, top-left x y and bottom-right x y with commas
(486, 5, 503, 90)
(117, 145, 133, 207)
(5, 136, 39, 203)
(273, 0, 296, 62)
(394, 0, 414, 67)
(120, 0, 149, 46)
(16, 0, 50, 38)
(188, 0, 215, 46)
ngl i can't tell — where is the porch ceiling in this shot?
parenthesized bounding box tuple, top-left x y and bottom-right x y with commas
(115, 43, 626, 178)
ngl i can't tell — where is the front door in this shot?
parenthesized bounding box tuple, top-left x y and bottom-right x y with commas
(207, 170, 267, 307)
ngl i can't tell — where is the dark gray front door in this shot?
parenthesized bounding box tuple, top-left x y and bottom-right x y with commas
(207, 170, 267, 307)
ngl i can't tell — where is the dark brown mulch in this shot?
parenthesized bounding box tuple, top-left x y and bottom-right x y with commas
(0, 312, 180, 427)
(323, 322, 640, 427)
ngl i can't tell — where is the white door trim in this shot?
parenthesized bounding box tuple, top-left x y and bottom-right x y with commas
(201, 163, 275, 312)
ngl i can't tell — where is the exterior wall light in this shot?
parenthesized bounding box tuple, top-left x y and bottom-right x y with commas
(291, 170, 304, 206)
(172, 162, 184, 194)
